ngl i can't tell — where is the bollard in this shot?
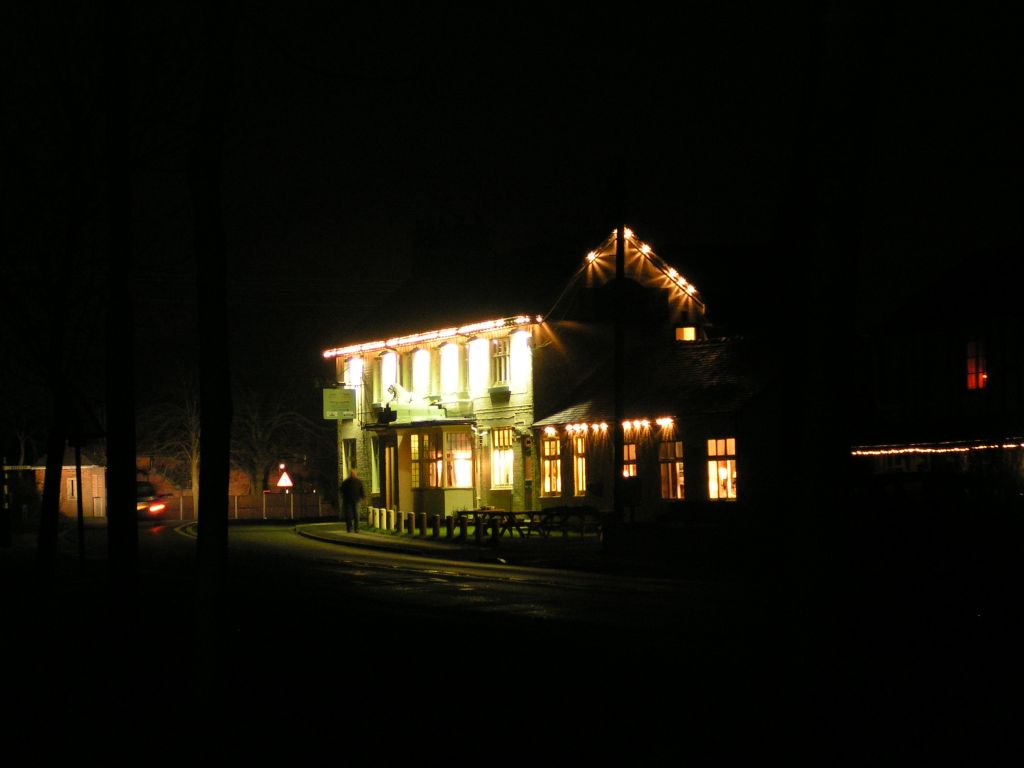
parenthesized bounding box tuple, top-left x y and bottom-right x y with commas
(370, 508, 378, 529)
(446, 516, 454, 539)
(388, 508, 396, 531)
(432, 515, 441, 538)
(458, 515, 467, 542)
(403, 511, 412, 534)
(396, 511, 405, 533)
(418, 512, 427, 536)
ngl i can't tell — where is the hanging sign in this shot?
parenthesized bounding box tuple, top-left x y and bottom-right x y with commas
(323, 388, 356, 420)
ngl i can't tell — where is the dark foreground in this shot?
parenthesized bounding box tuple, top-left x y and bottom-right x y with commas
(3, 516, 1021, 749)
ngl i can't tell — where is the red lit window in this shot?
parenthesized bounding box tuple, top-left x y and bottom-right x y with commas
(967, 341, 987, 390)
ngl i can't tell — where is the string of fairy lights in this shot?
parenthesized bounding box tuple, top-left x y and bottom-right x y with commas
(542, 417, 675, 437)
(585, 227, 706, 310)
(851, 440, 1024, 457)
(323, 314, 537, 359)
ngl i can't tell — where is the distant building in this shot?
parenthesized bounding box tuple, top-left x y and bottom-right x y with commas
(852, 263, 1024, 505)
(29, 450, 251, 519)
(323, 228, 774, 520)
(30, 447, 107, 518)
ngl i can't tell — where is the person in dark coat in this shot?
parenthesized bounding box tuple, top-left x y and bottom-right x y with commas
(340, 468, 365, 533)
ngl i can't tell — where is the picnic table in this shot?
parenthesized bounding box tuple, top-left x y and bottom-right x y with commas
(455, 506, 602, 539)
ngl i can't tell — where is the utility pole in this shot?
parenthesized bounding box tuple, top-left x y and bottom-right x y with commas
(612, 171, 626, 525)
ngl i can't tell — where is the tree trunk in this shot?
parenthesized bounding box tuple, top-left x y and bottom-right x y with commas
(769, 3, 880, 704)
(103, 0, 138, 597)
(36, 399, 66, 586)
(191, 456, 201, 514)
(191, 0, 232, 700)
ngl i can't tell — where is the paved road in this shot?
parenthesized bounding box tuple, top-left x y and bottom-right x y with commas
(6, 520, 775, 733)
(14, 520, 1010, 745)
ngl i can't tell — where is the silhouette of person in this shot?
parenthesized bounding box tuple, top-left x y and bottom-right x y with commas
(340, 468, 365, 533)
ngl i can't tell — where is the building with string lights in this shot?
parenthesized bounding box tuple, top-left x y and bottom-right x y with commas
(851, 263, 1024, 506)
(322, 228, 774, 521)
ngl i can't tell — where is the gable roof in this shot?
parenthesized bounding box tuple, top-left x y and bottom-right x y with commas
(534, 338, 771, 426)
(32, 445, 106, 469)
(545, 228, 706, 323)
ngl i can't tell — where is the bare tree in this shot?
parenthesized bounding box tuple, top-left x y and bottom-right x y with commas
(231, 390, 317, 495)
(139, 381, 201, 506)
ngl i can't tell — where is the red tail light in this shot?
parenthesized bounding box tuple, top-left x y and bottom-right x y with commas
(149, 503, 166, 514)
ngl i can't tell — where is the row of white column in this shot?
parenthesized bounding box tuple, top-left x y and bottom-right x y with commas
(367, 506, 396, 530)
(367, 506, 451, 538)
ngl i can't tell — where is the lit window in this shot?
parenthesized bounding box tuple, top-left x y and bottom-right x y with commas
(510, 330, 530, 390)
(379, 351, 397, 398)
(659, 441, 684, 499)
(492, 338, 510, 385)
(425, 433, 441, 488)
(707, 438, 737, 501)
(491, 427, 514, 488)
(572, 435, 587, 496)
(675, 327, 696, 342)
(369, 436, 380, 494)
(623, 442, 637, 478)
(440, 343, 460, 395)
(542, 437, 561, 496)
(967, 340, 987, 390)
(67, 477, 78, 500)
(412, 349, 430, 396)
(410, 434, 421, 488)
(341, 439, 356, 477)
(468, 338, 489, 395)
(445, 432, 473, 488)
(344, 357, 363, 388)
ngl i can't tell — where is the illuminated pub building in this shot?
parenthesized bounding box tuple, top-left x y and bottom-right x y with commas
(323, 228, 770, 521)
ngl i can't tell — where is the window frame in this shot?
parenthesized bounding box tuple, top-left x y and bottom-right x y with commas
(572, 434, 587, 497)
(622, 441, 637, 478)
(541, 436, 561, 496)
(966, 339, 987, 390)
(444, 431, 473, 488)
(707, 437, 737, 501)
(491, 427, 514, 489)
(492, 338, 510, 386)
(659, 440, 684, 499)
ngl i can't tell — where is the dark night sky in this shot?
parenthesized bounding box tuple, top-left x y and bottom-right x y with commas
(4, 3, 1022, 419)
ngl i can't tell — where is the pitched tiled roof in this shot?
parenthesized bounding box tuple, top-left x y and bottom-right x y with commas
(534, 338, 771, 426)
